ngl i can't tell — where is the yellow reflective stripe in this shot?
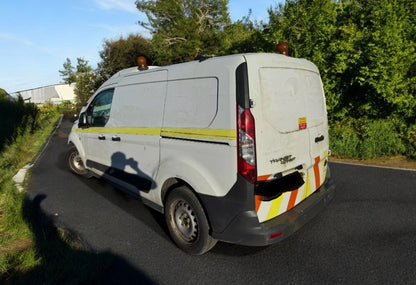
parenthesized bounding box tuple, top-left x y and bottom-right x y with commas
(161, 128, 235, 140)
(74, 127, 160, 135)
(74, 127, 236, 140)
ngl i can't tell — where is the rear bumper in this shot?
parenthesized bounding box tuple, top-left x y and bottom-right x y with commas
(212, 177, 335, 246)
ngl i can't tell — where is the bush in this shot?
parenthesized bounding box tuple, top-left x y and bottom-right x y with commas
(403, 124, 416, 159)
(359, 119, 405, 159)
(330, 118, 407, 159)
(0, 96, 39, 151)
(329, 123, 361, 158)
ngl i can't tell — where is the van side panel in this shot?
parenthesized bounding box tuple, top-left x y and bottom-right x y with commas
(97, 70, 167, 200)
(159, 74, 236, 197)
(157, 56, 246, 203)
(163, 78, 218, 128)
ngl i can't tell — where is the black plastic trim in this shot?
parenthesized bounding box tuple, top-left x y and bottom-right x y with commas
(216, 177, 334, 246)
(161, 136, 230, 146)
(199, 172, 335, 246)
(198, 174, 255, 234)
(236, 62, 250, 108)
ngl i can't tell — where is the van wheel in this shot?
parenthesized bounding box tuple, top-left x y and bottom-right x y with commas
(67, 146, 92, 178)
(165, 186, 217, 255)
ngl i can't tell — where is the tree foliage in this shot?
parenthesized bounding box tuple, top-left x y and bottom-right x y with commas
(57, 0, 416, 158)
(0, 88, 9, 101)
(0, 95, 39, 150)
(59, 58, 98, 109)
(97, 34, 152, 81)
(264, 0, 416, 157)
(59, 58, 77, 84)
(136, 0, 230, 64)
(265, 0, 416, 123)
(73, 71, 98, 109)
(222, 11, 273, 54)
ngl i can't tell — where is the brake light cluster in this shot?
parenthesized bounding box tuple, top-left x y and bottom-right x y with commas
(237, 105, 257, 184)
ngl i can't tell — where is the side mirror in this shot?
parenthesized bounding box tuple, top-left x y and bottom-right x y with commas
(78, 112, 88, 128)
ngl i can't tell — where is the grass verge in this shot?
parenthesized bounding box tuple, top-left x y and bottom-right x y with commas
(0, 107, 115, 284)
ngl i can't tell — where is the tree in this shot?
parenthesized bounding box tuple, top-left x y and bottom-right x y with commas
(222, 11, 272, 54)
(59, 58, 77, 84)
(136, 0, 230, 64)
(265, 0, 416, 121)
(265, 0, 342, 117)
(73, 58, 98, 108)
(97, 34, 152, 81)
(74, 71, 98, 109)
(60, 58, 98, 109)
(0, 88, 9, 101)
(264, 0, 416, 158)
(355, 0, 416, 120)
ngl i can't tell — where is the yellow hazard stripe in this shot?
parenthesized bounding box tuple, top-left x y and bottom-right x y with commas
(74, 127, 160, 136)
(256, 155, 327, 223)
(74, 127, 236, 140)
(161, 128, 235, 140)
(266, 195, 284, 220)
(302, 173, 312, 200)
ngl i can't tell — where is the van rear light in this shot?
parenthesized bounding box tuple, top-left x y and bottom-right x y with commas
(237, 105, 257, 184)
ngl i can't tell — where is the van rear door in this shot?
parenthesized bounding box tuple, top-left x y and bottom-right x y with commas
(245, 54, 328, 182)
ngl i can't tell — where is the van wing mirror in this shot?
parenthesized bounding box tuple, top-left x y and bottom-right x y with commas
(78, 112, 88, 127)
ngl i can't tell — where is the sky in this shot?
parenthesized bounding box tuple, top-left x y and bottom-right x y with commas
(0, 0, 283, 94)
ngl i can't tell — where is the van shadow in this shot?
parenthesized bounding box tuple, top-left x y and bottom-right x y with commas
(57, 147, 169, 243)
(104, 151, 156, 193)
(92, 150, 170, 240)
(5, 194, 157, 285)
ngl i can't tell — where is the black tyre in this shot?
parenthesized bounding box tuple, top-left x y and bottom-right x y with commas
(165, 186, 217, 255)
(67, 145, 92, 178)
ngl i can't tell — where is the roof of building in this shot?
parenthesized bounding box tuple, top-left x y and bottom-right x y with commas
(12, 83, 75, 104)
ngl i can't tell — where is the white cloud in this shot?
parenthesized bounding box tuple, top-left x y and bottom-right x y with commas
(0, 32, 58, 57)
(94, 0, 138, 14)
(0, 33, 34, 47)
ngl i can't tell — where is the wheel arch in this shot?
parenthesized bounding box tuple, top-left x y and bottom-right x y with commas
(160, 177, 215, 235)
(67, 132, 87, 162)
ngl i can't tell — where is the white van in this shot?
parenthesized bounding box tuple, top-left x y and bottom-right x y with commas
(67, 53, 335, 254)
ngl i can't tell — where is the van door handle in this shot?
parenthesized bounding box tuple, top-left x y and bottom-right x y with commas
(98, 135, 106, 140)
(315, 135, 325, 143)
(112, 136, 121, 142)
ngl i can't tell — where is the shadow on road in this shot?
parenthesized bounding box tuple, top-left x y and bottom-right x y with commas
(5, 194, 157, 285)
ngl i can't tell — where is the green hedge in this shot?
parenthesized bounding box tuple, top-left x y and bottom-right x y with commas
(329, 118, 413, 159)
(0, 97, 39, 151)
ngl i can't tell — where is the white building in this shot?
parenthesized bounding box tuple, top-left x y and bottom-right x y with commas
(15, 84, 76, 105)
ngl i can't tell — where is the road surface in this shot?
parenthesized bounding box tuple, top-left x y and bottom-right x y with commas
(26, 116, 416, 284)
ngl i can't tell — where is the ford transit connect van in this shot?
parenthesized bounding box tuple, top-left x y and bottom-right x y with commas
(67, 52, 335, 254)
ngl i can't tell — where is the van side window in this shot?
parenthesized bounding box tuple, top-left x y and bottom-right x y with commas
(87, 89, 114, 127)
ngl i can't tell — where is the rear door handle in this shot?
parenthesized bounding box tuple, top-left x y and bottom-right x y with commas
(112, 136, 121, 142)
(98, 135, 106, 140)
(315, 135, 325, 143)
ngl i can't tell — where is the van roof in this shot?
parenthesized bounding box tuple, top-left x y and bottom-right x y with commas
(98, 53, 318, 90)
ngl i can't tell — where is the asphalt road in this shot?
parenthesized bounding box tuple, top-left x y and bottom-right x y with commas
(26, 116, 416, 284)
